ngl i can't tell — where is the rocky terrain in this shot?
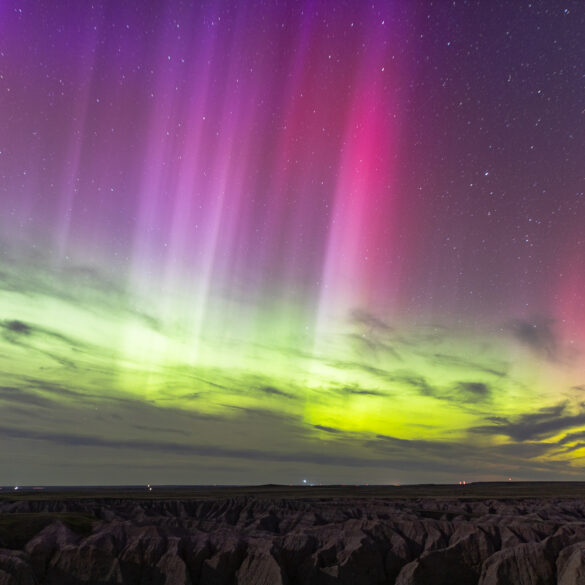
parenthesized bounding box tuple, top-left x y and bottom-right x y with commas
(1, 488, 585, 584)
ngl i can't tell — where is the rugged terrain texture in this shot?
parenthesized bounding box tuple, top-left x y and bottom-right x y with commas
(1, 493, 585, 584)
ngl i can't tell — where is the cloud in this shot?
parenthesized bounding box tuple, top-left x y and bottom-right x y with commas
(431, 352, 508, 378)
(0, 318, 93, 369)
(484, 415, 508, 424)
(398, 374, 438, 397)
(133, 423, 189, 436)
(332, 365, 492, 405)
(364, 433, 496, 474)
(1, 378, 584, 483)
(2, 320, 32, 335)
(23, 378, 92, 400)
(373, 433, 435, 450)
(0, 244, 161, 333)
(491, 441, 555, 459)
(337, 387, 387, 397)
(559, 442, 585, 454)
(1, 319, 88, 350)
(349, 308, 393, 333)
(347, 308, 402, 360)
(313, 424, 341, 434)
(558, 429, 585, 445)
(0, 386, 55, 408)
(258, 386, 296, 399)
(506, 317, 558, 360)
(0, 424, 390, 469)
(388, 372, 490, 405)
(472, 402, 585, 441)
(454, 382, 491, 402)
(347, 333, 402, 361)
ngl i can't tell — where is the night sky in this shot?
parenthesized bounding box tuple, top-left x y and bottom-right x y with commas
(1, 0, 584, 485)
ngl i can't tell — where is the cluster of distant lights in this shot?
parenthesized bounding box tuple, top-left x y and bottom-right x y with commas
(458, 478, 513, 485)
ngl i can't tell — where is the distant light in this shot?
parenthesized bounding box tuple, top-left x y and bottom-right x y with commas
(14, 486, 18, 490)
(303, 479, 307, 484)
(509, 477, 512, 482)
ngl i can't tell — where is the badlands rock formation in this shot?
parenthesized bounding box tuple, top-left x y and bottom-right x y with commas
(0, 495, 585, 584)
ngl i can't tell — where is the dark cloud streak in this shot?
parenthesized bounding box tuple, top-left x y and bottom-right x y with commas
(472, 402, 585, 441)
(506, 317, 558, 360)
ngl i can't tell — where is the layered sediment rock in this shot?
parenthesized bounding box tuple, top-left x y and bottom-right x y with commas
(0, 496, 584, 584)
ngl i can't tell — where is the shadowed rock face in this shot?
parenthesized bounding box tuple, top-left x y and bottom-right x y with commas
(1, 497, 585, 584)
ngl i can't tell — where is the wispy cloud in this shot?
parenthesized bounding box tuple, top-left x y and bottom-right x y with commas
(0, 386, 55, 408)
(506, 316, 558, 360)
(472, 402, 585, 441)
(336, 386, 387, 397)
(453, 381, 492, 403)
(430, 352, 508, 378)
(257, 385, 297, 399)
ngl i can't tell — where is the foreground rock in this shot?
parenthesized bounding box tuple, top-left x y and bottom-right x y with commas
(1, 496, 585, 583)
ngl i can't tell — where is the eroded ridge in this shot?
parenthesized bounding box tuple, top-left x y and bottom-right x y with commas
(1, 495, 585, 584)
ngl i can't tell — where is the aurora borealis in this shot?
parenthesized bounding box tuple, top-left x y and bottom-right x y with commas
(1, 0, 584, 485)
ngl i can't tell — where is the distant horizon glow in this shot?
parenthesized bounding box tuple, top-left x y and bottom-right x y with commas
(0, 0, 584, 485)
